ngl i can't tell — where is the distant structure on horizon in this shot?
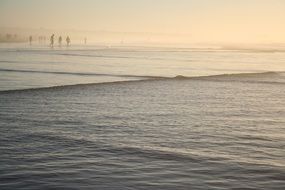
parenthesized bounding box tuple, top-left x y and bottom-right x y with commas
(0, 33, 26, 43)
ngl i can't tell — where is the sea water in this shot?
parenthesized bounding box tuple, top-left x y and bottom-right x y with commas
(0, 43, 284, 91)
(0, 43, 284, 189)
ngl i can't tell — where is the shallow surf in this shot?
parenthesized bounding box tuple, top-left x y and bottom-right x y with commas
(1, 44, 285, 91)
(1, 77, 285, 189)
(0, 44, 285, 189)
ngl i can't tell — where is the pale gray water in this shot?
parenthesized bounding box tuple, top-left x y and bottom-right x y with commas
(0, 43, 285, 91)
(0, 44, 285, 189)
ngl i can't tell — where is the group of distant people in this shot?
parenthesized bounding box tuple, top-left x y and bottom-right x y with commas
(29, 35, 87, 47)
(49, 34, 70, 47)
(29, 36, 44, 45)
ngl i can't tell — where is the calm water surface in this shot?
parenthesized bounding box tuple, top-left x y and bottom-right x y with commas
(0, 44, 284, 189)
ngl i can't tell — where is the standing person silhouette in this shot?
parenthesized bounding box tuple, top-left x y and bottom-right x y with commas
(58, 36, 62, 47)
(50, 34, 55, 47)
(84, 37, 87, 45)
(29, 35, 32, 45)
(66, 36, 71, 47)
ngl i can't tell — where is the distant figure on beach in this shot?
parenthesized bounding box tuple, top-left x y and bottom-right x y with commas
(50, 34, 55, 47)
(84, 37, 87, 45)
(29, 36, 32, 45)
(58, 36, 62, 47)
(66, 36, 71, 47)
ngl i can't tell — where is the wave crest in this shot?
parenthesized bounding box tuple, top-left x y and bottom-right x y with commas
(0, 70, 284, 93)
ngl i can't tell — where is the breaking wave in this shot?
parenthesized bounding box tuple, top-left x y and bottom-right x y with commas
(0, 70, 284, 93)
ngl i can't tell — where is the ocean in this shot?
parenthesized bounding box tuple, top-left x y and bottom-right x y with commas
(0, 43, 285, 189)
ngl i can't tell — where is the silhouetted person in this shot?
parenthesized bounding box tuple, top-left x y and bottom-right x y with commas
(29, 35, 32, 45)
(58, 36, 62, 47)
(66, 36, 70, 47)
(50, 34, 55, 47)
(84, 37, 87, 45)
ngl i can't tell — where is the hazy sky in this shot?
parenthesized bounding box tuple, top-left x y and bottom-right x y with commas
(1, 0, 285, 43)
